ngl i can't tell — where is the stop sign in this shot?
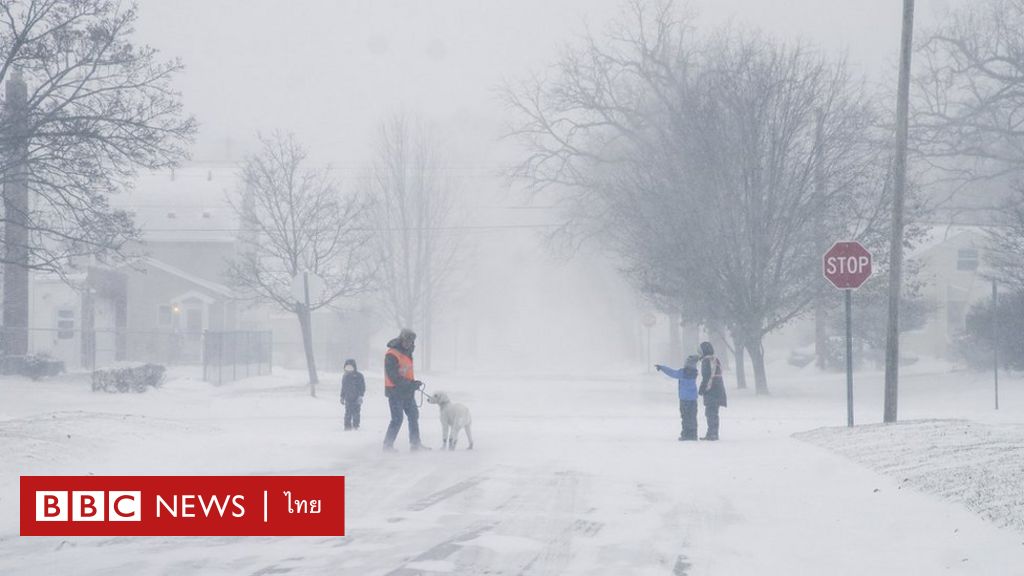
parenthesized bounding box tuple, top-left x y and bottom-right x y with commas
(823, 241, 872, 289)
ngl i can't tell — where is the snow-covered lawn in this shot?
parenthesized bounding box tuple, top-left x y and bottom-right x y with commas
(796, 419, 1024, 533)
(1, 362, 1023, 575)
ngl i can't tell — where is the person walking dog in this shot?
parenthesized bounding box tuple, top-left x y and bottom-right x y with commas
(381, 329, 430, 451)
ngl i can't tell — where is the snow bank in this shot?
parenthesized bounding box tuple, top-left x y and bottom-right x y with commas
(796, 419, 1024, 532)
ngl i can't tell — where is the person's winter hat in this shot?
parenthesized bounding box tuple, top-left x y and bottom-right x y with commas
(344, 359, 357, 370)
(684, 355, 700, 369)
(399, 328, 417, 342)
(699, 341, 715, 357)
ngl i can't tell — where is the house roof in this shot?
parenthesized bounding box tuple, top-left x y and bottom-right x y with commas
(909, 224, 990, 260)
(140, 256, 235, 299)
(110, 165, 241, 243)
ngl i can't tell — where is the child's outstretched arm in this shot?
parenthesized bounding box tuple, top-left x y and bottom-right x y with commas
(655, 365, 683, 379)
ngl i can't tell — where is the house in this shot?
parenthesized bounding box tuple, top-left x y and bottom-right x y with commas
(116, 166, 242, 365)
(903, 225, 994, 360)
(27, 166, 240, 369)
(28, 164, 374, 374)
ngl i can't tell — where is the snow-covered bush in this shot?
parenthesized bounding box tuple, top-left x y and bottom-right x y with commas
(961, 290, 1024, 371)
(91, 363, 166, 393)
(0, 354, 65, 380)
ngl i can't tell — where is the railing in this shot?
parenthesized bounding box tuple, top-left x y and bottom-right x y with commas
(202, 330, 273, 385)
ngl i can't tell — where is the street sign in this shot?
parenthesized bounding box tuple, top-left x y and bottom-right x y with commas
(823, 241, 873, 428)
(823, 242, 873, 290)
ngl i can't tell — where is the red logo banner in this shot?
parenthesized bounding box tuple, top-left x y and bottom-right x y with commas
(20, 476, 345, 536)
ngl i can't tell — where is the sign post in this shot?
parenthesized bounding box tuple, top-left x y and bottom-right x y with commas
(823, 241, 873, 427)
(993, 279, 999, 411)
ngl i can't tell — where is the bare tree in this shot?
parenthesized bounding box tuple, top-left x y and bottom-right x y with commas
(987, 202, 1024, 290)
(505, 1, 888, 393)
(913, 0, 1024, 295)
(365, 115, 462, 371)
(0, 0, 195, 355)
(227, 133, 375, 396)
(913, 0, 1024, 180)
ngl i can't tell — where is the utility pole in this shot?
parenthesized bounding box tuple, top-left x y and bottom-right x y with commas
(883, 0, 916, 424)
(2, 69, 30, 358)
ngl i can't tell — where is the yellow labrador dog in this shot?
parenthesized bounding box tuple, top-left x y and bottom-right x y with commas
(426, 391, 474, 450)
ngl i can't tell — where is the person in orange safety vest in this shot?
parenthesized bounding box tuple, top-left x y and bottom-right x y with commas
(382, 328, 429, 451)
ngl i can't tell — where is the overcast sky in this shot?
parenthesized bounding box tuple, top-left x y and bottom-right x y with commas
(134, 0, 960, 168)
(128, 1, 966, 369)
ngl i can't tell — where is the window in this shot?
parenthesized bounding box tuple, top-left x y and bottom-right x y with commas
(957, 248, 979, 271)
(57, 308, 75, 339)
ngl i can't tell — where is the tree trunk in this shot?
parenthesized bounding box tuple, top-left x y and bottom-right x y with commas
(423, 288, 433, 373)
(733, 333, 748, 389)
(669, 312, 682, 363)
(884, 0, 916, 423)
(2, 71, 30, 357)
(708, 324, 730, 370)
(747, 335, 769, 395)
(297, 305, 318, 397)
(815, 298, 828, 370)
(682, 322, 699, 356)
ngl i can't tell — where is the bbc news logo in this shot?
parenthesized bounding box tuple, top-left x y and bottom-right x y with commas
(36, 490, 142, 522)
(21, 476, 344, 536)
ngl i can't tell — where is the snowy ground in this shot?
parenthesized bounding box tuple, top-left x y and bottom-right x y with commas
(1, 361, 1023, 575)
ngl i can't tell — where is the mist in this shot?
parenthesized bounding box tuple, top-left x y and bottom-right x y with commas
(3, 1, 1024, 574)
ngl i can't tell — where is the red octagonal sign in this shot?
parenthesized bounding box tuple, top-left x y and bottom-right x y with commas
(823, 241, 873, 290)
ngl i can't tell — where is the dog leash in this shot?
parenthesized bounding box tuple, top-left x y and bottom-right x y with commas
(417, 383, 434, 407)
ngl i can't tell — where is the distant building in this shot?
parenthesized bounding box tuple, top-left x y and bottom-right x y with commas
(27, 165, 373, 374)
(903, 225, 993, 360)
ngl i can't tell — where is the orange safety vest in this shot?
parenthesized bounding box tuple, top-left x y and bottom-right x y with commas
(384, 348, 414, 390)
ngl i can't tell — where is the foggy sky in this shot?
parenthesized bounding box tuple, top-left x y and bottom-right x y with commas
(129, 0, 963, 370)
(135, 0, 958, 167)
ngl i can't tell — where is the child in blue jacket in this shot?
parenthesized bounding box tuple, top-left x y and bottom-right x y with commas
(655, 355, 700, 441)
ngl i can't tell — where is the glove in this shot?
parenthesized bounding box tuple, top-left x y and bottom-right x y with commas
(414, 380, 424, 390)
(698, 384, 707, 396)
(655, 365, 664, 372)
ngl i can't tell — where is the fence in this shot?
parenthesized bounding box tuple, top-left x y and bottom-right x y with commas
(202, 330, 273, 385)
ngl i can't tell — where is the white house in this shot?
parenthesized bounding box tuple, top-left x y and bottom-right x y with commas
(903, 225, 994, 360)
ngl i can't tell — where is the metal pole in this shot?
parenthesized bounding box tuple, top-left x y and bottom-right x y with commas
(846, 288, 854, 427)
(993, 280, 999, 410)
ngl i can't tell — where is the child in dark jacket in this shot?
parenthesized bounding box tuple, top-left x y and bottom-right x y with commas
(340, 359, 366, 430)
(655, 355, 700, 441)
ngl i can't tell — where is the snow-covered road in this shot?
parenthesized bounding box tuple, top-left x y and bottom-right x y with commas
(1, 363, 1023, 575)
